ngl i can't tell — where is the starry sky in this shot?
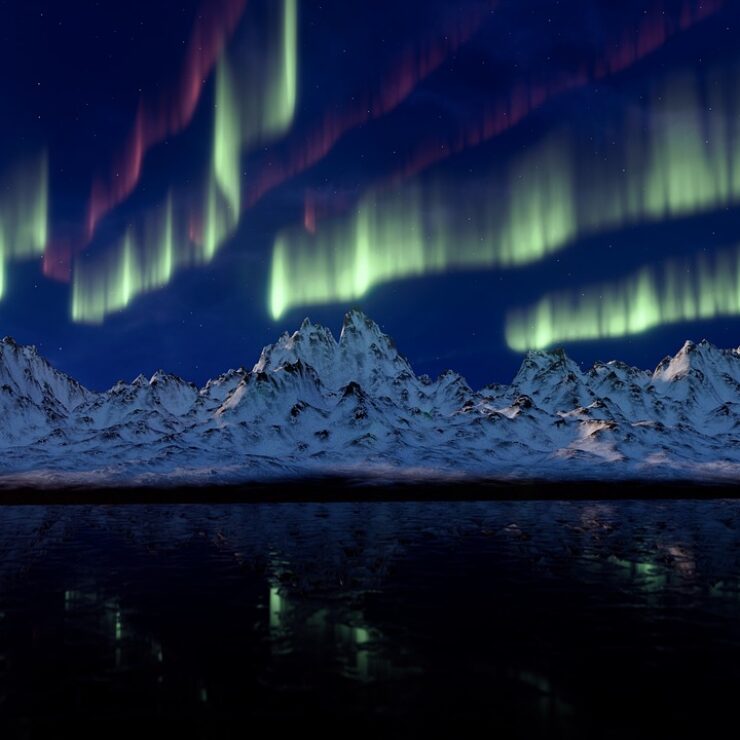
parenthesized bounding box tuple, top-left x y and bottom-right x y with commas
(1, 0, 739, 390)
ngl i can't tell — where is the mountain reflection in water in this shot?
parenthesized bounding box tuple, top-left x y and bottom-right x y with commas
(0, 498, 738, 738)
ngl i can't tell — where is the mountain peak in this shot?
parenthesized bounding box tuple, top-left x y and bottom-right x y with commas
(253, 316, 337, 377)
(0, 336, 40, 357)
(252, 310, 413, 392)
(0, 336, 92, 420)
(2, 319, 740, 484)
(653, 338, 722, 383)
(131, 374, 149, 388)
(515, 347, 582, 381)
(149, 370, 194, 388)
(338, 309, 401, 357)
(339, 308, 385, 340)
(341, 307, 369, 327)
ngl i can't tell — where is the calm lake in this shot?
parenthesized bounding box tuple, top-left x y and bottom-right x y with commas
(0, 497, 738, 738)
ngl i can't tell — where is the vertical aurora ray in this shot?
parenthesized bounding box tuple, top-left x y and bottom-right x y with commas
(643, 74, 734, 219)
(139, 192, 176, 288)
(270, 185, 432, 319)
(268, 64, 740, 319)
(213, 57, 242, 222)
(203, 56, 242, 263)
(72, 0, 299, 323)
(245, 2, 490, 209)
(233, 0, 298, 144)
(72, 193, 185, 323)
(267, 134, 580, 319)
(201, 0, 298, 262)
(84, 0, 248, 243)
(505, 246, 740, 350)
(264, 0, 298, 136)
(60, 0, 293, 287)
(0, 152, 49, 300)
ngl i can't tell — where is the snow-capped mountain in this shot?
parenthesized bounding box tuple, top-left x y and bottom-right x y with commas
(2, 310, 740, 486)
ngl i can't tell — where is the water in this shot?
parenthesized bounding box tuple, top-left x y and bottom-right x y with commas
(0, 498, 739, 738)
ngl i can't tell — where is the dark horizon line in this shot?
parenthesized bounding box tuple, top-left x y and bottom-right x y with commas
(0, 477, 737, 505)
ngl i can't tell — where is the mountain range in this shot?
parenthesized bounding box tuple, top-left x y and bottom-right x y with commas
(1, 309, 739, 487)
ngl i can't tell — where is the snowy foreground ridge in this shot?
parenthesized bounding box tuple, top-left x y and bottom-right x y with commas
(2, 309, 740, 486)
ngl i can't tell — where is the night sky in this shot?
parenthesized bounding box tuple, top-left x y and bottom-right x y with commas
(1, 0, 739, 391)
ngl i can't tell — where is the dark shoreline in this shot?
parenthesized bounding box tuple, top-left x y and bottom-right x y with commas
(0, 478, 739, 504)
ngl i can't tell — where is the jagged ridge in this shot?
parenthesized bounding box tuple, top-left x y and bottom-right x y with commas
(1, 310, 740, 486)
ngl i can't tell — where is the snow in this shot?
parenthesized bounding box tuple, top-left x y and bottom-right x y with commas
(1, 312, 740, 487)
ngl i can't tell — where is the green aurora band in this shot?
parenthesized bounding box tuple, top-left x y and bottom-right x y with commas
(204, 0, 297, 261)
(72, 0, 298, 323)
(505, 245, 740, 350)
(0, 153, 48, 299)
(269, 66, 740, 319)
(72, 195, 178, 323)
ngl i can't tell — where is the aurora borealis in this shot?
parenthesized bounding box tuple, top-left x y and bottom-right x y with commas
(270, 63, 740, 320)
(2, 0, 740, 388)
(506, 245, 740, 350)
(0, 152, 48, 299)
(71, 0, 298, 323)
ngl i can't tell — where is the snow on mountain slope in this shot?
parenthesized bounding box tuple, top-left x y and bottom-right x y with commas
(0, 338, 94, 445)
(1, 310, 740, 486)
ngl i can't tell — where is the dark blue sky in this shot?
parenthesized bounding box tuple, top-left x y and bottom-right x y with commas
(1, 0, 739, 390)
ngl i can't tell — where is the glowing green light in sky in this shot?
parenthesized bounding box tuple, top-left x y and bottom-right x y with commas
(203, 0, 298, 261)
(270, 0, 298, 135)
(72, 0, 299, 322)
(270, 185, 430, 320)
(0, 152, 48, 300)
(269, 137, 579, 319)
(213, 55, 241, 227)
(268, 65, 740, 319)
(506, 245, 740, 351)
(232, 0, 297, 144)
(72, 193, 181, 323)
